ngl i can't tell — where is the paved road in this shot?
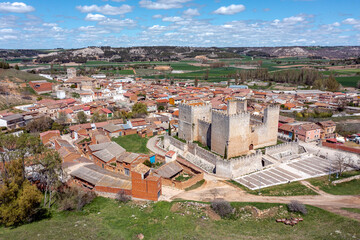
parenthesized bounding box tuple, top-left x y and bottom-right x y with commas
(147, 135, 167, 156)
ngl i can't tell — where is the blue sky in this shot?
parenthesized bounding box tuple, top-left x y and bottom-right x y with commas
(0, 0, 359, 49)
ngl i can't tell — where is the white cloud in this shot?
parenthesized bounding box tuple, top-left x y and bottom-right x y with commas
(139, 0, 191, 10)
(213, 4, 245, 15)
(0, 28, 15, 33)
(0, 2, 34, 13)
(183, 8, 200, 16)
(98, 18, 136, 27)
(85, 13, 106, 21)
(162, 16, 183, 22)
(332, 22, 340, 27)
(283, 16, 305, 24)
(76, 4, 133, 15)
(152, 14, 162, 19)
(342, 18, 360, 25)
(43, 23, 58, 27)
(0, 35, 18, 40)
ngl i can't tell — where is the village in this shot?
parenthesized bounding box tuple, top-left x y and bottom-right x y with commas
(0, 66, 359, 205)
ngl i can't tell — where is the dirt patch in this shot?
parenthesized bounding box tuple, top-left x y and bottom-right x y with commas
(204, 206, 221, 220)
(170, 201, 221, 220)
(170, 202, 181, 212)
(327, 65, 360, 70)
(235, 205, 285, 220)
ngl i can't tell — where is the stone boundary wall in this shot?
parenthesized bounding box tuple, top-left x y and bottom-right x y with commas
(195, 144, 221, 165)
(332, 175, 360, 185)
(265, 142, 299, 156)
(164, 136, 264, 178)
(169, 136, 187, 151)
(229, 150, 263, 177)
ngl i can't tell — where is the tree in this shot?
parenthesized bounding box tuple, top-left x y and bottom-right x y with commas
(326, 73, 340, 92)
(71, 92, 80, 99)
(132, 102, 148, 117)
(35, 149, 62, 208)
(57, 111, 68, 125)
(168, 122, 171, 136)
(14, 64, 20, 70)
(333, 153, 350, 177)
(158, 105, 165, 112)
(194, 78, 199, 87)
(26, 116, 54, 133)
(90, 112, 107, 123)
(0, 159, 42, 226)
(77, 111, 87, 124)
(224, 145, 228, 159)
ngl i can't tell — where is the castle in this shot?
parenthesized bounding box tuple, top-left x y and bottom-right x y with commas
(178, 100, 280, 158)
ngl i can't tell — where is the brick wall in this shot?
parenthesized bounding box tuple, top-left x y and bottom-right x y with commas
(173, 172, 204, 189)
(131, 171, 161, 201)
(322, 142, 360, 154)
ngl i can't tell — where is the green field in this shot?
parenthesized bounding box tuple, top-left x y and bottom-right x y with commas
(308, 171, 360, 195)
(0, 198, 359, 240)
(228, 180, 318, 196)
(335, 76, 359, 87)
(112, 134, 149, 154)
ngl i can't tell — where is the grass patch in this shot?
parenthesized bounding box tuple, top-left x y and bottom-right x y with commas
(173, 135, 186, 143)
(228, 180, 318, 196)
(185, 179, 205, 191)
(308, 171, 360, 195)
(342, 208, 360, 214)
(0, 197, 359, 240)
(175, 173, 192, 182)
(112, 134, 149, 154)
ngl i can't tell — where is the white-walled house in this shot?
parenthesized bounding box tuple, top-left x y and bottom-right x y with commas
(80, 92, 94, 103)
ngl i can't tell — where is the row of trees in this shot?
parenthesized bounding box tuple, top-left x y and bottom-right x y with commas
(70, 103, 149, 125)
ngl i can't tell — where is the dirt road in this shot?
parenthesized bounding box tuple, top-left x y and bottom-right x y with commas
(169, 178, 360, 221)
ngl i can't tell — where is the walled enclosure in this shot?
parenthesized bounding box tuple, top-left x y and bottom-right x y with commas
(178, 100, 280, 158)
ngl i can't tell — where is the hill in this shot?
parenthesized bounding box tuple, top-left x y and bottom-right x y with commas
(2, 46, 360, 64)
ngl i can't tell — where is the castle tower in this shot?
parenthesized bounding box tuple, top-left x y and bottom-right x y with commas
(211, 110, 251, 158)
(263, 105, 280, 145)
(67, 68, 76, 79)
(227, 99, 247, 115)
(178, 102, 211, 142)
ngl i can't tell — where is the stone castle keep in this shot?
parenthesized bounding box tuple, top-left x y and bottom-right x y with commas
(178, 100, 280, 158)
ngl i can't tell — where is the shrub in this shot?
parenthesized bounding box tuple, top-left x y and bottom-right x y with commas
(115, 190, 130, 203)
(287, 200, 307, 215)
(211, 200, 233, 218)
(57, 186, 96, 211)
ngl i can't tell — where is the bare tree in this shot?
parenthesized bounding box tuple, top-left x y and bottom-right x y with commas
(333, 153, 350, 176)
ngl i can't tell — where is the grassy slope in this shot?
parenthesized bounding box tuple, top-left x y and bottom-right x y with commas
(0, 198, 359, 240)
(308, 171, 360, 195)
(342, 208, 360, 214)
(0, 69, 48, 82)
(112, 134, 149, 154)
(228, 180, 318, 196)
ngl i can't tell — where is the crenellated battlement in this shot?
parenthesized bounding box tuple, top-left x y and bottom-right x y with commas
(179, 102, 211, 110)
(265, 104, 280, 111)
(250, 114, 263, 122)
(212, 109, 250, 119)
